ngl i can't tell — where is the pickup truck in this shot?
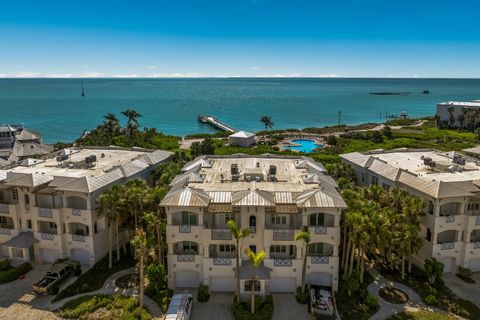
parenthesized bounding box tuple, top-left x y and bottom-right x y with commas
(32, 260, 82, 295)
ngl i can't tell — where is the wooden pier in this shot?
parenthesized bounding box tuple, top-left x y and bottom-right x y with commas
(198, 115, 237, 133)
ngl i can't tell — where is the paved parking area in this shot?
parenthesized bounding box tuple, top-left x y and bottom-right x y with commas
(443, 273, 480, 307)
(0, 263, 85, 320)
(272, 294, 310, 320)
(191, 293, 234, 320)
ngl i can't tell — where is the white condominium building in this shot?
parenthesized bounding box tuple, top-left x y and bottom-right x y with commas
(0, 147, 171, 265)
(161, 155, 346, 296)
(341, 149, 480, 272)
(436, 101, 480, 128)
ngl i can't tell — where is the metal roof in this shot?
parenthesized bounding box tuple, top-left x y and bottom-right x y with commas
(239, 261, 270, 280)
(232, 189, 275, 206)
(296, 188, 347, 208)
(2, 231, 38, 249)
(161, 187, 211, 207)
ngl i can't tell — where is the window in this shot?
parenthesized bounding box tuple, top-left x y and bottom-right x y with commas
(27, 219, 32, 229)
(11, 189, 18, 201)
(426, 228, 432, 242)
(12, 248, 23, 259)
(309, 213, 325, 226)
(181, 212, 197, 225)
(382, 183, 390, 190)
(49, 222, 57, 230)
(270, 245, 287, 253)
(0, 216, 7, 224)
(24, 194, 30, 210)
(219, 244, 235, 253)
(244, 280, 260, 292)
(223, 213, 234, 224)
(308, 243, 328, 255)
(182, 241, 198, 253)
(427, 201, 434, 215)
(372, 176, 379, 185)
(361, 172, 365, 183)
(271, 214, 287, 225)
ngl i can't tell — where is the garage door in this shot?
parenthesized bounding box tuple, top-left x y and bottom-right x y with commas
(270, 277, 296, 293)
(210, 276, 235, 292)
(41, 249, 59, 263)
(175, 271, 200, 288)
(468, 258, 480, 272)
(438, 257, 455, 273)
(71, 249, 91, 265)
(1, 246, 9, 257)
(307, 273, 332, 287)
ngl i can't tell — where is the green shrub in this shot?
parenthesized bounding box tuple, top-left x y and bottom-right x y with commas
(0, 262, 32, 284)
(233, 295, 274, 320)
(56, 294, 151, 320)
(148, 289, 173, 313)
(365, 294, 379, 310)
(456, 267, 475, 284)
(145, 262, 166, 295)
(425, 295, 438, 305)
(0, 259, 11, 271)
(197, 284, 210, 302)
(295, 287, 309, 304)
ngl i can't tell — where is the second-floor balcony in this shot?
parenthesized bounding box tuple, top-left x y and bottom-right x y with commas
(211, 229, 232, 240)
(213, 257, 232, 265)
(0, 203, 11, 213)
(273, 229, 294, 241)
(310, 256, 330, 264)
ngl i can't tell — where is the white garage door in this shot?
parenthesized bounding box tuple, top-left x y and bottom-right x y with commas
(270, 277, 296, 293)
(438, 257, 455, 273)
(41, 249, 59, 263)
(468, 258, 480, 272)
(175, 271, 200, 288)
(210, 276, 235, 292)
(1, 246, 9, 257)
(71, 249, 91, 265)
(307, 273, 332, 287)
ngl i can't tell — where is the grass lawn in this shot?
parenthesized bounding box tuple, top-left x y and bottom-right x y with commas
(52, 251, 135, 302)
(387, 310, 456, 320)
(55, 294, 151, 320)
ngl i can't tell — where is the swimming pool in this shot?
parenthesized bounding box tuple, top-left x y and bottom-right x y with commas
(283, 139, 323, 153)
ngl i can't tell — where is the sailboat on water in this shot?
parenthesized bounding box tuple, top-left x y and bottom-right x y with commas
(81, 81, 86, 97)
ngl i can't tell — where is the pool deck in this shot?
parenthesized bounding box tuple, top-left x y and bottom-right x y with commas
(277, 136, 325, 152)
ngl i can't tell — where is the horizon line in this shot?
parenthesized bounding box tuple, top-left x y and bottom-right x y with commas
(1, 76, 480, 80)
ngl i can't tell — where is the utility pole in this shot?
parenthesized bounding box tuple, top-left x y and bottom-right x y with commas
(338, 111, 342, 126)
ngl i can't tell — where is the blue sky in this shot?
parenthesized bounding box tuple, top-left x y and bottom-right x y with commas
(1, 0, 479, 78)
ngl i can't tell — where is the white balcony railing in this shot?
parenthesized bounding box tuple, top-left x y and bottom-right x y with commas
(72, 209, 82, 216)
(311, 256, 330, 264)
(213, 257, 232, 265)
(0, 228, 11, 235)
(179, 225, 191, 233)
(250, 226, 256, 234)
(38, 208, 53, 218)
(0, 204, 10, 213)
(72, 234, 86, 242)
(177, 255, 195, 262)
(445, 215, 455, 223)
(474, 242, 480, 250)
(41, 233, 55, 241)
(314, 226, 328, 235)
(273, 229, 294, 241)
(274, 258, 293, 267)
(440, 242, 455, 250)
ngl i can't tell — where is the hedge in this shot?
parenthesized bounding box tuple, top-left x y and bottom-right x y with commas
(0, 262, 32, 284)
(0, 259, 11, 271)
(233, 295, 274, 320)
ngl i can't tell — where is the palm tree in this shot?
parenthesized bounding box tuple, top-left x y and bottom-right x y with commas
(121, 109, 142, 138)
(131, 227, 148, 309)
(294, 227, 311, 288)
(103, 113, 120, 137)
(447, 107, 455, 127)
(143, 211, 165, 264)
(260, 116, 274, 130)
(227, 220, 251, 303)
(125, 179, 148, 232)
(457, 114, 465, 129)
(244, 248, 265, 314)
(97, 185, 124, 269)
(433, 114, 441, 128)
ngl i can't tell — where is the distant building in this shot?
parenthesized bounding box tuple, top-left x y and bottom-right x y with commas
(0, 147, 172, 265)
(341, 149, 480, 272)
(0, 125, 53, 167)
(228, 131, 255, 147)
(436, 101, 480, 129)
(161, 155, 345, 295)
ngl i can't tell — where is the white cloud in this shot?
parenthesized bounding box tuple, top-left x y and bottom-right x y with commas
(147, 65, 157, 69)
(250, 66, 260, 70)
(79, 72, 107, 78)
(148, 72, 203, 78)
(112, 74, 141, 78)
(13, 72, 41, 78)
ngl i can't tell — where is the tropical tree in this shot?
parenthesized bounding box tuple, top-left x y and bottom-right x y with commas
(103, 113, 121, 137)
(260, 115, 274, 130)
(294, 227, 311, 288)
(227, 220, 251, 303)
(143, 211, 166, 264)
(433, 114, 441, 128)
(125, 179, 148, 231)
(244, 248, 266, 314)
(457, 113, 465, 128)
(131, 227, 148, 308)
(122, 109, 142, 138)
(97, 184, 124, 269)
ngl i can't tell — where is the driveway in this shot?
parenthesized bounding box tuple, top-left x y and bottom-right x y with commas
(191, 292, 234, 320)
(0, 263, 86, 320)
(272, 294, 310, 320)
(443, 273, 480, 307)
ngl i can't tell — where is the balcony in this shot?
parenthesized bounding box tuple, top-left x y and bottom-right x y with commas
(0, 203, 10, 213)
(213, 257, 232, 266)
(0, 228, 13, 235)
(41, 233, 56, 241)
(211, 229, 232, 240)
(274, 259, 293, 267)
(72, 234, 86, 242)
(310, 256, 330, 264)
(177, 255, 195, 263)
(179, 225, 192, 233)
(440, 242, 455, 250)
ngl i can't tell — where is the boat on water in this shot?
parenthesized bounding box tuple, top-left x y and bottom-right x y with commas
(81, 81, 86, 97)
(369, 92, 410, 95)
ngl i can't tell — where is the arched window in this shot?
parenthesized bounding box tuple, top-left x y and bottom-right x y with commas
(249, 215, 256, 233)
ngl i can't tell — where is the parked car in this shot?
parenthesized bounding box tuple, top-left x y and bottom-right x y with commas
(165, 294, 193, 320)
(32, 260, 81, 295)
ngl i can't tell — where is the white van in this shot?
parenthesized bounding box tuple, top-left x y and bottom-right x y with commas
(165, 294, 193, 320)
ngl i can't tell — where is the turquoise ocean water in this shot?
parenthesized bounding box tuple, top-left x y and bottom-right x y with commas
(1, 78, 479, 143)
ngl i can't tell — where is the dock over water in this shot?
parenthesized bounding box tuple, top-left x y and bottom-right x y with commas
(198, 115, 237, 133)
